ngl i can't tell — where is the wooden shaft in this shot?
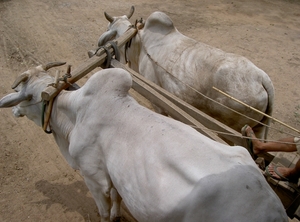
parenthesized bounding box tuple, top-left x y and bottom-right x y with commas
(41, 27, 138, 101)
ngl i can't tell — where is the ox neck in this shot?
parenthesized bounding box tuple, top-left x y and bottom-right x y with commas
(126, 30, 141, 72)
(48, 91, 77, 139)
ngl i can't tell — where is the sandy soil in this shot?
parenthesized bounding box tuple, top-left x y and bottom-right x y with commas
(0, 0, 300, 221)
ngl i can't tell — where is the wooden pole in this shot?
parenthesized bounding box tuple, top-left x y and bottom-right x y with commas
(212, 86, 300, 134)
(41, 27, 138, 101)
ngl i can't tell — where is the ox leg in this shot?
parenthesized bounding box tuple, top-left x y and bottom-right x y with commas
(83, 175, 112, 222)
(110, 187, 122, 221)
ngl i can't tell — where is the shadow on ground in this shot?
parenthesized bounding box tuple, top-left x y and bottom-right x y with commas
(34, 180, 99, 221)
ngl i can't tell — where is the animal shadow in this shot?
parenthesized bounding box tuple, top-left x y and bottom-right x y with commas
(34, 180, 131, 222)
(34, 179, 99, 221)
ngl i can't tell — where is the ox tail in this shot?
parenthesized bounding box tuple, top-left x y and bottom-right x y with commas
(260, 75, 275, 140)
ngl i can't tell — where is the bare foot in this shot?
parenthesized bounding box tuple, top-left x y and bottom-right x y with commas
(244, 126, 261, 155)
(267, 164, 294, 181)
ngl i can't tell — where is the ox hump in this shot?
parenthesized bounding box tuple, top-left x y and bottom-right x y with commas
(85, 68, 132, 96)
(144, 11, 175, 35)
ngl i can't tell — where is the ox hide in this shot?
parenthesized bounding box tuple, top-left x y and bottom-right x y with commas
(98, 7, 275, 142)
(0, 67, 287, 222)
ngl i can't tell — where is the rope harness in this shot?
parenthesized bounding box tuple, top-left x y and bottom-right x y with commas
(41, 67, 73, 134)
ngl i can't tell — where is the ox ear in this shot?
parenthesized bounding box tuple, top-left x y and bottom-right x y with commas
(98, 30, 117, 47)
(0, 92, 32, 108)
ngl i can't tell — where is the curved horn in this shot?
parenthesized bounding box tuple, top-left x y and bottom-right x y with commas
(11, 73, 30, 89)
(127, 6, 135, 19)
(42, 62, 66, 71)
(104, 11, 114, 23)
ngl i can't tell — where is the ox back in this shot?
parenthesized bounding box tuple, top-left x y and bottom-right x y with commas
(98, 7, 275, 141)
(0, 65, 286, 221)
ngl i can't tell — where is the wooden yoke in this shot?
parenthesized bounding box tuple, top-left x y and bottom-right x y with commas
(41, 27, 138, 101)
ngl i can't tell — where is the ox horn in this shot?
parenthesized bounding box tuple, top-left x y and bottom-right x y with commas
(127, 6, 135, 19)
(104, 11, 114, 23)
(11, 73, 30, 89)
(42, 61, 66, 71)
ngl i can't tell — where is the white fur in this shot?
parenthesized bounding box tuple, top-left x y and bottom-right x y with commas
(0, 67, 287, 221)
(98, 11, 275, 141)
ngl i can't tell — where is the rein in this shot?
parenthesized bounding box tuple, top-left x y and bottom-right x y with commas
(139, 40, 269, 130)
(133, 22, 300, 137)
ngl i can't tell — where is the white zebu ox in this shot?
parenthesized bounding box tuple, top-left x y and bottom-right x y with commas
(0, 63, 287, 222)
(98, 7, 275, 140)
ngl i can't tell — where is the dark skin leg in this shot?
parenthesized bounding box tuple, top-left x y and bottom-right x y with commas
(245, 126, 300, 180)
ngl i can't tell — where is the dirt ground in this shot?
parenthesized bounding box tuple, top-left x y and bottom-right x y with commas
(0, 0, 300, 221)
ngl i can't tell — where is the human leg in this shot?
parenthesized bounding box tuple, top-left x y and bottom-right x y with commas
(243, 125, 297, 154)
(243, 125, 300, 182)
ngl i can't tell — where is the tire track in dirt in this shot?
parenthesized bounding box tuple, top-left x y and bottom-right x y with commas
(0, 1, 103, 221)
(1, 18, 40, 76)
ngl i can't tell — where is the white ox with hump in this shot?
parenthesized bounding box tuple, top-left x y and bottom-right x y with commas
(0, 63, 287, 221)
(98, 6, 274, 140)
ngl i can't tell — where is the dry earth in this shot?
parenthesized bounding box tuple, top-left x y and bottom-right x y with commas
(0, 0, 300, 221)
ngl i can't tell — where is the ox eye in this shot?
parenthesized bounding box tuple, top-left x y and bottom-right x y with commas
(27, 94, 33, 101)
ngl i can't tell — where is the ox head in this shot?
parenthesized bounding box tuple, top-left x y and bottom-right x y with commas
(97, 6, 135, 64)
(0, 62, 66, 126)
